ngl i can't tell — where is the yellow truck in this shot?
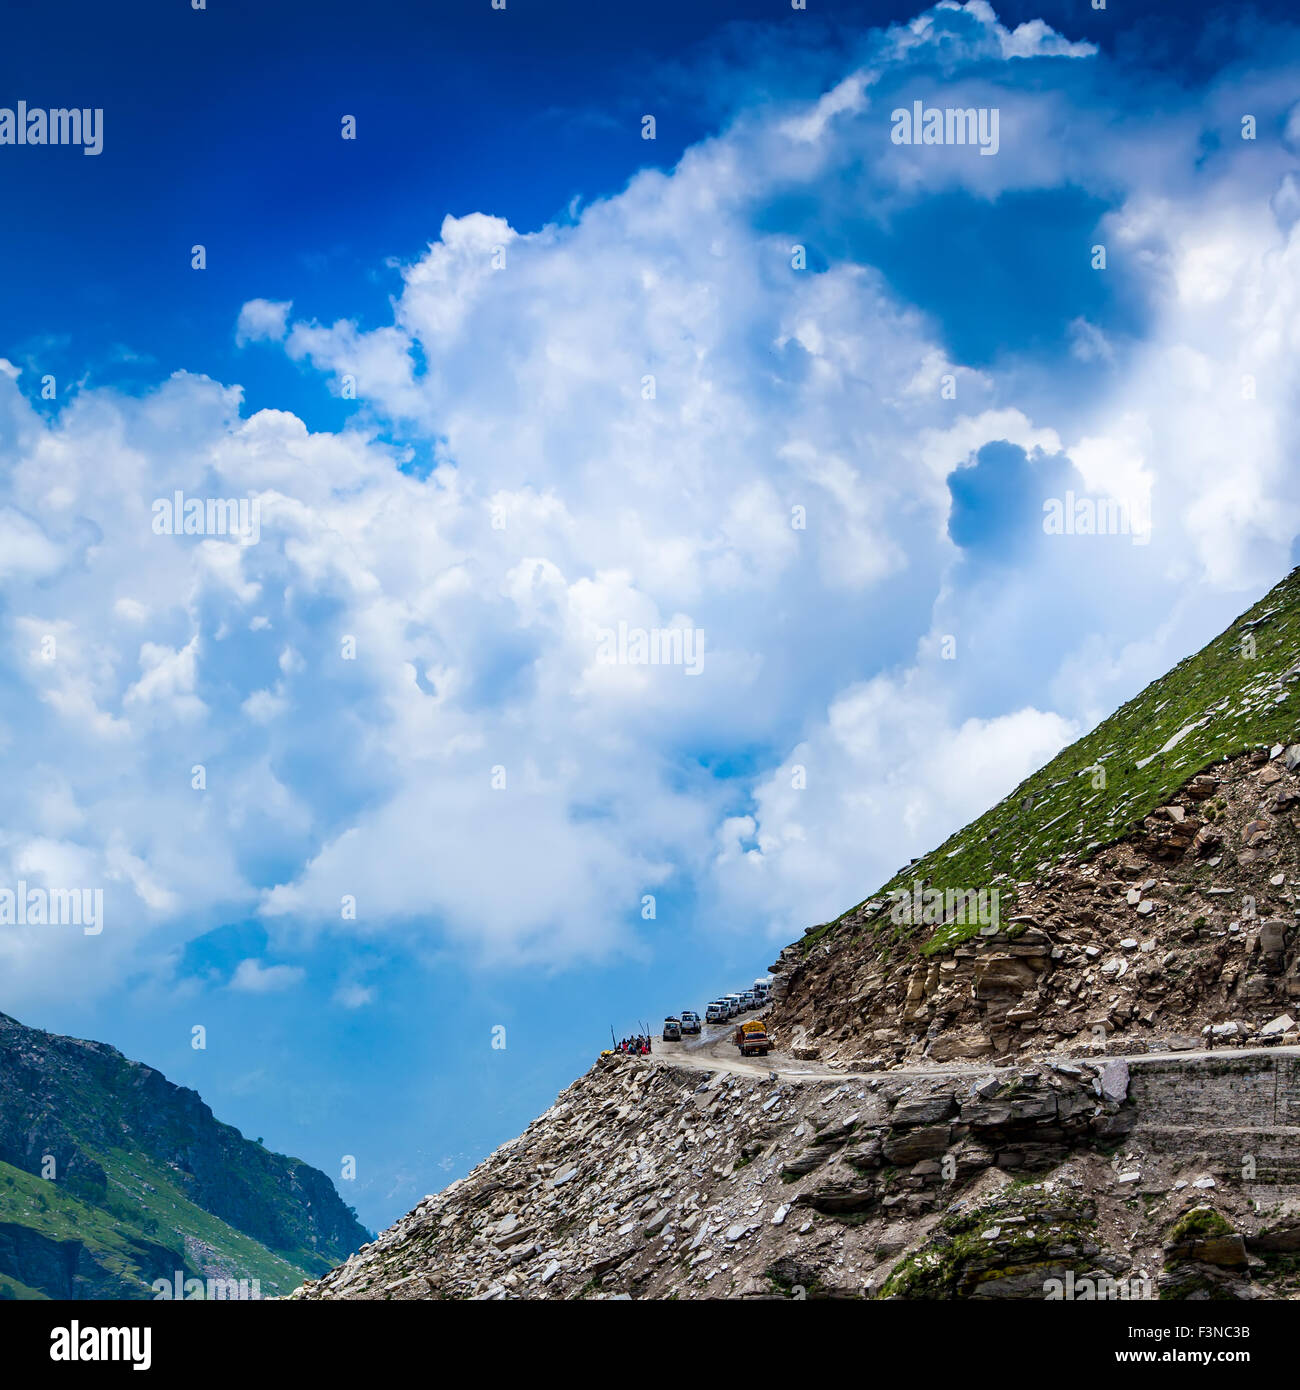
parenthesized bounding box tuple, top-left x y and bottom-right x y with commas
(734, 1019, 773, 1057)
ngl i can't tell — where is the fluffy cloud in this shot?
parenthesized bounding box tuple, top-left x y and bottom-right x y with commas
(710, 672, 1077, 942)
(235, 299, 292, 346)
(3, 2, 1300, 1008)
(229, 958, 306, 993)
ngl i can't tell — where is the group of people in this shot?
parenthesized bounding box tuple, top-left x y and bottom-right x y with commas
(615, 1035, 652, 1055)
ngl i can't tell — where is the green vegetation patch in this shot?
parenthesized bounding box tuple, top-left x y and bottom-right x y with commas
(1167, 1206, 1233, 1244)
(878, 1185, 1097, 1299)
(0, 1271, 49, 1300)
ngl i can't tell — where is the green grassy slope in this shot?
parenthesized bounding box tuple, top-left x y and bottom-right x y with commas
(809, 567, 1300, 956)
(0, 1271, 49, 1300)
(0, 1011, 371, 1299)
(0, 1152, 309, 1298)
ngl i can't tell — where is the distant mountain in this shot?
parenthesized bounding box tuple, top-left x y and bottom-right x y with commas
(0, 1011, 370, 1300)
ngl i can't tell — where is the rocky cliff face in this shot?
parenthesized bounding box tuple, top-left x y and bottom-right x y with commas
(295, 569, 1300, 1300)
(769, 744, 1300, 1069)
(293, 1054, 1138, 1300)
(768, 568, 1300, 1070)
(0, 1013, 369, 1300)
(293, 1045, 1300, 1301)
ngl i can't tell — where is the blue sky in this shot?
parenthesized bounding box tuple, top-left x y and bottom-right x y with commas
(4, 0, 1300, 1233)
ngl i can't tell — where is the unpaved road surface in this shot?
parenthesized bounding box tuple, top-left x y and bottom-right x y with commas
(650, 1017, 1300, 1086)
(655, 1018, 863, 1080)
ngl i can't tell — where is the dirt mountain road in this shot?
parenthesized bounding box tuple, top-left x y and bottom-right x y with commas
(651, 1018, 1300, 1086)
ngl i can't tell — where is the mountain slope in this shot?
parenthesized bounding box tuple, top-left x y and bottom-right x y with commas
(296, 567, 1300, 1301)
(809, 566, 1300, 957)
(765, 565, 1300, 1067)
(0, 1012, 370, 1299)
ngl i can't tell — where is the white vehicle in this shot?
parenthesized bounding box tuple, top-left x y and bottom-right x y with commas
(741, 989, 758, 1009)
(725, 994, 744, 1016)
(680, 1011, 702, 1035)
(753, 979, 772, 1004)
(706, 1001, 728, 1023)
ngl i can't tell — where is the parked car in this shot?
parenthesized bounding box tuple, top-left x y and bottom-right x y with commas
(752, 979, 772, 1004)
(706, 1002, 728, 1024)
(663, 1017, 682, 1041)
(680, 1011, 701, 1034)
